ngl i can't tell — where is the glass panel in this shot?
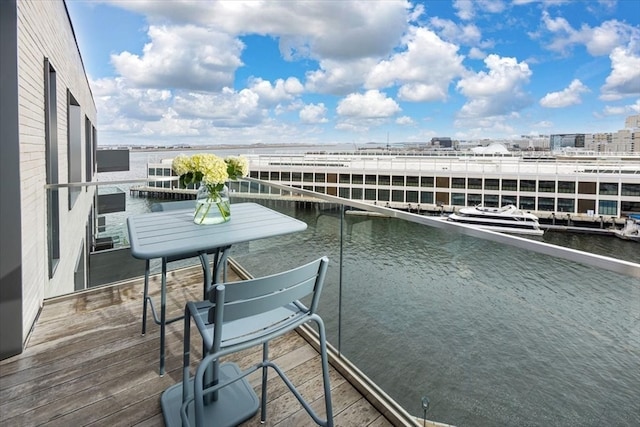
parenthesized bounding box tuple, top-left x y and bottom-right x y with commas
(558, 181, 575, 193)
(484, 194, 499, 207)
(520, 196, 535, 210)
(379, 175, 390, 186)
(538, 180, 555, 192)
(406, 176, 419, 187)
(557, 198, 575, 212)
(520, 180, 536, 192)
(452, 193, 465, 205)
(451, 178, 465, 189)
(421, 176, 434, 187)
(484, 178, 499, 190)
(599, 182, 618, 195)
(502, 179, 517, 191)
(598, 200, 617, 215)
(467, 193, 482, 206)
(622, 183, 640, 196)
(352, 174, 363, 184)
(468, 178, 482, 189)
(538, 197, 555, 211)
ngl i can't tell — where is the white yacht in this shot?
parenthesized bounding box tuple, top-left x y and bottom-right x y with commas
(448, 205, 544, 236)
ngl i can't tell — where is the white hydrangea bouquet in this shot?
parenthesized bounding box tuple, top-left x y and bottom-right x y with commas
(172, 153, 249, 224)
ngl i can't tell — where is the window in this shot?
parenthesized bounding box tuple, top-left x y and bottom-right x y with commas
(558, 181, 575, 194)
(406, 191, 418, 203)
(452, 193, 465, 206)
(484, 194, 499, 207)
(538, 197, 555, 211)
(365, 175, 377, 185)
(45, 59, 60, 277)
(392, 175, 404, 186)
(67, 91, 82, 209)
(538, 180, 555, 192)
(339, 187, 350, 198)
(378, 189, 390, 201)
(85, 117, 93, 187)
(352, 174, 363, 184)
(392, 190, 403, 202)
(327, 173, 337, 183)
(379, 175, 390, 186)
(622, 183, 640, 197)
(520, 180, 536, 192)
(406, 176, 419, 187)
(421, 176, 434, 187)
(281, 172, 290, 181)
(420, 191, 434, 204)
(259, 171, 269, 180)
(520, 196, 535, 210)
(291, 172, 301, 181)
(468, 178, 482, 189)
(270, 171, 279, 180)
(557, 198, 575, 212)
(352, 188, 363, 200)
(502, 180, 517, 191)
(501, 196, 516, 206)
(303, 173, 314, 182)
(468, 194, 482, 206)
(599, 200, 617, 215)
(599, 182, 618, 195)
(452, 178, 465, 189)
(365, 188, 376, 200)
(339, 174, 350, 184)
(484, 179, 499, 190)
(315, 173, 325, 183)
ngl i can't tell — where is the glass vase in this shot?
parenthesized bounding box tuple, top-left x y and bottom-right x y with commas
(193, 184, 230, 225)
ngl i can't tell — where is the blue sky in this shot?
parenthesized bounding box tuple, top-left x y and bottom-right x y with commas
(66, 0, 640, 146)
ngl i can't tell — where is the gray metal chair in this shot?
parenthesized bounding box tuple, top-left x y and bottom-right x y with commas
(160, 256, 333, 427)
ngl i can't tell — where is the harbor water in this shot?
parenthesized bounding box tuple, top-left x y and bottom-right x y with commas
(104, 149, 640, 426)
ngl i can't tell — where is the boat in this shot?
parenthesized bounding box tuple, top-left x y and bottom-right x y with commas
(614, 215, 640, 242)
(447, 204, 544, 236)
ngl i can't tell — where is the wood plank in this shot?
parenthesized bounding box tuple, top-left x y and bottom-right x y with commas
(0, 264, 395, 427)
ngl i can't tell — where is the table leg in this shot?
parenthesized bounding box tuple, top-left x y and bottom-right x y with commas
(159, 257, 167, 376)
(142, 259, 150, 335)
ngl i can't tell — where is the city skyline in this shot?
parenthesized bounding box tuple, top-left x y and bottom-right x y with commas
(67, 0, 640, 146)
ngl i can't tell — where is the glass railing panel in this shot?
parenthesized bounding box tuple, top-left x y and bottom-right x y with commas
(232, 180, 640, 427)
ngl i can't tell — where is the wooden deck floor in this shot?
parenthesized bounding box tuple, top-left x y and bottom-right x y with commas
(0, 264, 396, 426)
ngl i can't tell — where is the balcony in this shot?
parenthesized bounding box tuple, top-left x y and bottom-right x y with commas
(6, 178, 639, 427)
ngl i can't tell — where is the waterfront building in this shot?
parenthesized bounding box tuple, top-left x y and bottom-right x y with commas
(145, 152, 640, 222)
(1, 0, 98, 359)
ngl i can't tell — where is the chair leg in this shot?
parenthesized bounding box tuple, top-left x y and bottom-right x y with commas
(261, 342, 269, 422)
(182, 305, 192, 403)
(317, 319, 334, 427)
(142, 259, 150, 335)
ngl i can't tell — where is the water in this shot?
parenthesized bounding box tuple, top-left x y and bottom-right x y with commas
(101, 149, 640, 427)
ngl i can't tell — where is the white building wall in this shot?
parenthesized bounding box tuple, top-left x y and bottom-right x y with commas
(17, 0, 97, 338)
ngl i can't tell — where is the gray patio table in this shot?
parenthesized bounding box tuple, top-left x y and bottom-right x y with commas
(126, 202, 308, 376)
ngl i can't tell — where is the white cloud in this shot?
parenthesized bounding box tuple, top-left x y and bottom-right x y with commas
(248, 77, 304, 105)
(456, 54, 532, 118)
(453, 0, 506, 21)
(468, 47, 487, 60)
(541, 12, 640, 57)
(430, 18, 482, 46)
(299, 103, 328, 124)
(305, 58, 379, 96)
(111, 25, 244, 90)
(396, 116, 415, 125)
(336, 90, 401, 119)
(540, 79, 590, 108)
(600, 46, 640, 101)
(366, 27, 465, 102)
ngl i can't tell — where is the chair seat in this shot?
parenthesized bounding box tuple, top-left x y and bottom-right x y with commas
(190, 301, 309, 349)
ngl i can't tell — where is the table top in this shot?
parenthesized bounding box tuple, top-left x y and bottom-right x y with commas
(127, 202, 307, 260)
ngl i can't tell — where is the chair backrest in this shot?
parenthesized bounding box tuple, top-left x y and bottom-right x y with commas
(207, 257, 328, 355)
(208, 257, 328, 324)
